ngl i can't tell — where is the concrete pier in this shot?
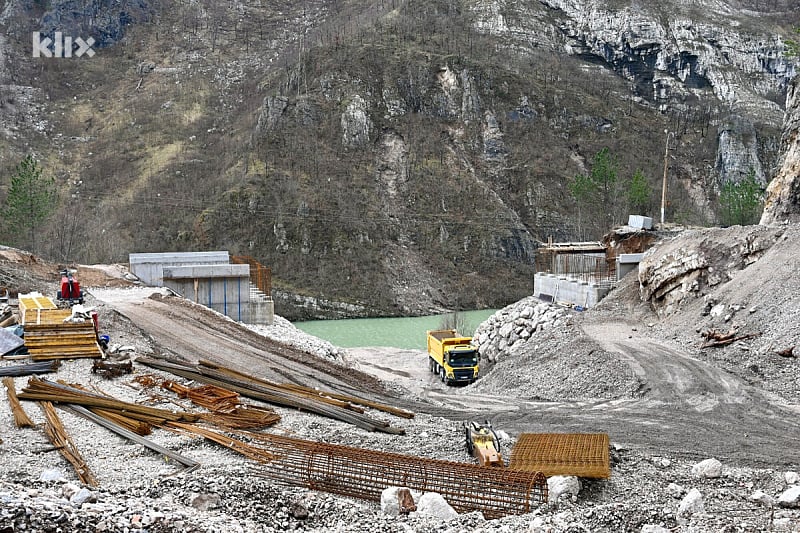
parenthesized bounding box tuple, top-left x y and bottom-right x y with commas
(129, 252, 273, 325)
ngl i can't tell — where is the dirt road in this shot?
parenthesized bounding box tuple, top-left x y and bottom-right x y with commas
(351, 322, 800, 467)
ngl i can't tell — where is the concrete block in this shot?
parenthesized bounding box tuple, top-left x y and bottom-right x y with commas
(162, 264, 249, 279)
(628, 215, 653, 230)
(129, 251, 231, 286)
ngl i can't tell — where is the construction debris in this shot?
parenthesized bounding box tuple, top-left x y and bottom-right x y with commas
(162, 380, 240, 411)
(91, 359, 133, 378)
(0, 321, 24, 355)
(0, 303, 18, 328)
(509, 433, 611, 479)
(38, 401, 98, 487)
(159, 379, 280, 430)
(17, 292, 57, 325)
(18, 378, 201, 425)
(0, 360, 60, 378)
(200, 405, 281, 430)
(700, 329, 761, 348)
(64, 404, 199, 471)
(3, 377, 34, 427)
(138, 356, 407, 434)
(252, 432, 548, 519)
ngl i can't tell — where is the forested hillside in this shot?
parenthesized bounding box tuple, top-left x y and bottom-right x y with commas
(0, 0, 796, 318)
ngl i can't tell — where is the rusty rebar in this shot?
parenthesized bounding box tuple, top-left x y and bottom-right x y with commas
(3, 377, 34, 427)
(509, 433, 610, 479)
(38, 401, 98, 486)
(253, 433, 547, 519)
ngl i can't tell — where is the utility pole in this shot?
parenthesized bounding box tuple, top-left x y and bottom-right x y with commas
(661, 130, 673, 225)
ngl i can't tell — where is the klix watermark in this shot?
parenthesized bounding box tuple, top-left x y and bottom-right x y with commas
(33, 31, 96, 58)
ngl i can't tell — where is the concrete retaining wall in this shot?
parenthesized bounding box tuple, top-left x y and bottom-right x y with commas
(533, 273, 611, 309)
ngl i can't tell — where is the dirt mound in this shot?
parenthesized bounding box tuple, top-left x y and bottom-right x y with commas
(0, 246, 133, 297)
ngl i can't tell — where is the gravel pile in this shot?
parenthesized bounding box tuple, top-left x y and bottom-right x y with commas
(469, 297, 640, 401)
(246, 315, 341, 360)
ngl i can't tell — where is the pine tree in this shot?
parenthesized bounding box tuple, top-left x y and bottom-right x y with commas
(627, 169, 652, 215)
(3, 155, 57, 253)
(718, 169, 763, 227)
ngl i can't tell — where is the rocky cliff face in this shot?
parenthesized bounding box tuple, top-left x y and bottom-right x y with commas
(761, 76, 800, 224)
(638, 225, 784, 316)
(471, 0, 795, 187)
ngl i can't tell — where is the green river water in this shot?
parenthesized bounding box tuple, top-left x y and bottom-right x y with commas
(293, 309, 498, 349)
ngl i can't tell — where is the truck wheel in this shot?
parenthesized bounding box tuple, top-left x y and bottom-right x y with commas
(439, 367, 446, 383)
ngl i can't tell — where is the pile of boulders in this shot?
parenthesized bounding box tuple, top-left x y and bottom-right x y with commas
(473, 296, 569, 363)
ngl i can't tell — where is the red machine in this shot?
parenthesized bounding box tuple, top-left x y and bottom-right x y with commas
(57, 269, 84, 304)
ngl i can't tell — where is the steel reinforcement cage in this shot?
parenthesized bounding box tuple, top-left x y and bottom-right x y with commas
(255, 433, 548, 519)
(231, 255, 271, 296)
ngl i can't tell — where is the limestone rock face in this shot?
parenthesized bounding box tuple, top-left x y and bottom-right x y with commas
(761, 76, 800, 225)
(341, 95, 372, 147)
(716, 115, 766, 187)
(638, 226, 784, 316)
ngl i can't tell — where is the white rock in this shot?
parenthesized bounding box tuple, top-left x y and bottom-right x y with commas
(415, 492, 458, 519)
(678, 488, 704, 516)
(692, 458, 722, 478)
(778, 486, 800, 508)
(709, 304, 726, 317)
(772, 517, 793, 531)
(641, 525, 670, 533)
(785, 471, 800, 485)
(667, 483, 684, 498)
(381, 486, 410, 516)
(62, 482, 81, 499)
(40, 469, 66, 482)
(547, 476, 581, 503)
(749, 490, 774, 507)
(70, 488, 95, 506)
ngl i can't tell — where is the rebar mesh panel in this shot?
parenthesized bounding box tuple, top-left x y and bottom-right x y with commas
(256, 433, 547, 519)
(509, 433, 610, 479)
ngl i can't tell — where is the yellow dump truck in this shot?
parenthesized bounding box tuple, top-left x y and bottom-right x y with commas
(426, 329, 479, 385)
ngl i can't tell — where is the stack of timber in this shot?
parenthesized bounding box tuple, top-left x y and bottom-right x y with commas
(17, 292, 57, 325)
(23, 308, 103, 360)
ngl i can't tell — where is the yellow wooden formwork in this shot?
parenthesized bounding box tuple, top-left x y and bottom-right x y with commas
(23, 309, 102, 360)
(509, 433, 611, 479)
(18, 293, 57, 325)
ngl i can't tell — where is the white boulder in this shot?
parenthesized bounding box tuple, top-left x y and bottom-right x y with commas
(691, 458, 722, 478)
(778, 486, 800, 508)
(547, 476, 581, 503)
(39, 469, 65, 482)
(678, 488, 705, 517)
(380, 486, 419, 516)
(667, 483, 684, 498)
(641, 525, 670, 533)
(749, 490, 774, 507)
(785, 471, 800, 485)
(415, 492, 458, 519)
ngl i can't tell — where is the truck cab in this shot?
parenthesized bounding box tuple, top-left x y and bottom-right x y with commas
(426, 329, 480, 385)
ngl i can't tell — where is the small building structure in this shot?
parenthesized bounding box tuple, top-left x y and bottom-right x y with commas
(129, 251, 273, 325)
(534, 218, 658, 309)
